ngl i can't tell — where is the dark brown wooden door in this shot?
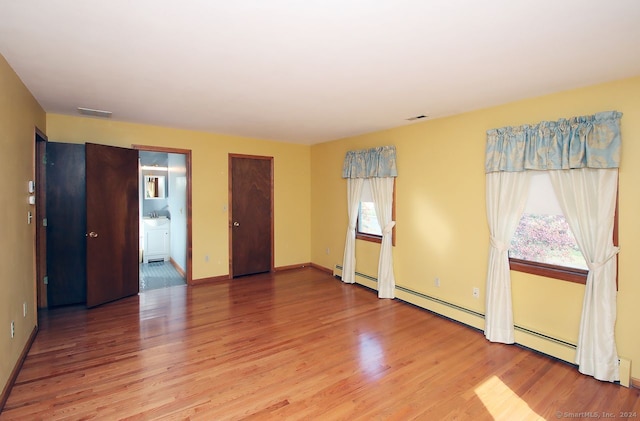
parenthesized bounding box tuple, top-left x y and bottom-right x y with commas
(35, 132, 48, 309)
(230, 155, 273, 277)
(86, 143, 139, 307)
(46, 142, 87, 307)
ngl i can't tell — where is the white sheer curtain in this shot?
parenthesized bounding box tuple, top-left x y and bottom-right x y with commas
(485, 111, 623, 382)
(370, 177, 395, 298)
(549, 168, 620, 381)
(484, 171, 531, 343)
(341, 178, 364, 284)
(342, 146, 397, 289)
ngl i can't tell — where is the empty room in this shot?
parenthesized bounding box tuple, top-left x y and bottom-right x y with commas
(1, 1, 640, 419)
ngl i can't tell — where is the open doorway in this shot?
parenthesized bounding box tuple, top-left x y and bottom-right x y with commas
(135, 145, 192, 291)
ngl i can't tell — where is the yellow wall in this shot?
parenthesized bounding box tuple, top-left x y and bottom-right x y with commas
(310, 76, 640, 380)
(46, 115, 312, 280)
(0, 56, 46, 391)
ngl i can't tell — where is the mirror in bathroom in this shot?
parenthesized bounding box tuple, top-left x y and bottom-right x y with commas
(145, 175, 166, 199)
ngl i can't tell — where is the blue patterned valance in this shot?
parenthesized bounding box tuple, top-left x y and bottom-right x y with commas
(342, 145, 398, 178)
(485, 111, 622, 173)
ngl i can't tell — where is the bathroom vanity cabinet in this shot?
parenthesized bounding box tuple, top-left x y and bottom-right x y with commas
(143, 217, 170, 263)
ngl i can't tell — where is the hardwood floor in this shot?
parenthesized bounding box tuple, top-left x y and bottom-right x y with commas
(2, 268, 639, 420)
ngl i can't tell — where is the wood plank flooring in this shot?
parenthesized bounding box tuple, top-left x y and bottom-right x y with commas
(2, 268, 639, 420)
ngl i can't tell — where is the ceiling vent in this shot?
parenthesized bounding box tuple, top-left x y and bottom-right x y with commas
(77, 107, 112, 118)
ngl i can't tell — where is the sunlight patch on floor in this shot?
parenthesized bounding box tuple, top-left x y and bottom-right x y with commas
(475, 375, 543, 420)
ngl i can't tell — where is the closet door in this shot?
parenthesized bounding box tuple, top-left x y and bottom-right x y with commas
(46, 142, 86, 307)
(229, 154, 273, 277)
(86, 143, 139, 307)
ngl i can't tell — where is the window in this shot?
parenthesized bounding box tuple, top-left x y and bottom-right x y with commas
(358, 200, 382, 236)
(356, 178, 396, 245)
(509, 171, 618, 284)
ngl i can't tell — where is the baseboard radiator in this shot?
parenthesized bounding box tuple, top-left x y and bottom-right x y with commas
(333, 265, 632, 388)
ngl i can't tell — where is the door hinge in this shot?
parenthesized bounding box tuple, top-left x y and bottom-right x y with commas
(43, 218, 48, 227)
(43, 276, 48, 285)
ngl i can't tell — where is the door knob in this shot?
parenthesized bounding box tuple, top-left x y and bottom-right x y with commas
(233, 221, 240, 227)
(88, 231, 99, 238)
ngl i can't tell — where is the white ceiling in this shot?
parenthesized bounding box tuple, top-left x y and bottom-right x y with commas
(1, 1, 639, 145)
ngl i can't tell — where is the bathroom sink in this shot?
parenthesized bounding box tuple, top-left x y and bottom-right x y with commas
(143, 217, 169, 227)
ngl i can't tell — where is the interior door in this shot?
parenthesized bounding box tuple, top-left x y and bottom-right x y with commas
(86, 143, 139, 307)
(46, 142, 87, 307)
(36, 132, 48, 308)
(229, 154, 273, 277)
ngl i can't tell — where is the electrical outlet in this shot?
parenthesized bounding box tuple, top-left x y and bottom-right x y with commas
(10, 321, 15, 338)
(23, 302, 27, 317)
(434, 277, 440, 287)
(472, 287, 480, 299)
(326, 247, 330, 255)
(205, 255, 210, 262)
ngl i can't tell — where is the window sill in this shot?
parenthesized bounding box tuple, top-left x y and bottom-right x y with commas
(509, 258, 587, 284)
(356, 233, 382, 244)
